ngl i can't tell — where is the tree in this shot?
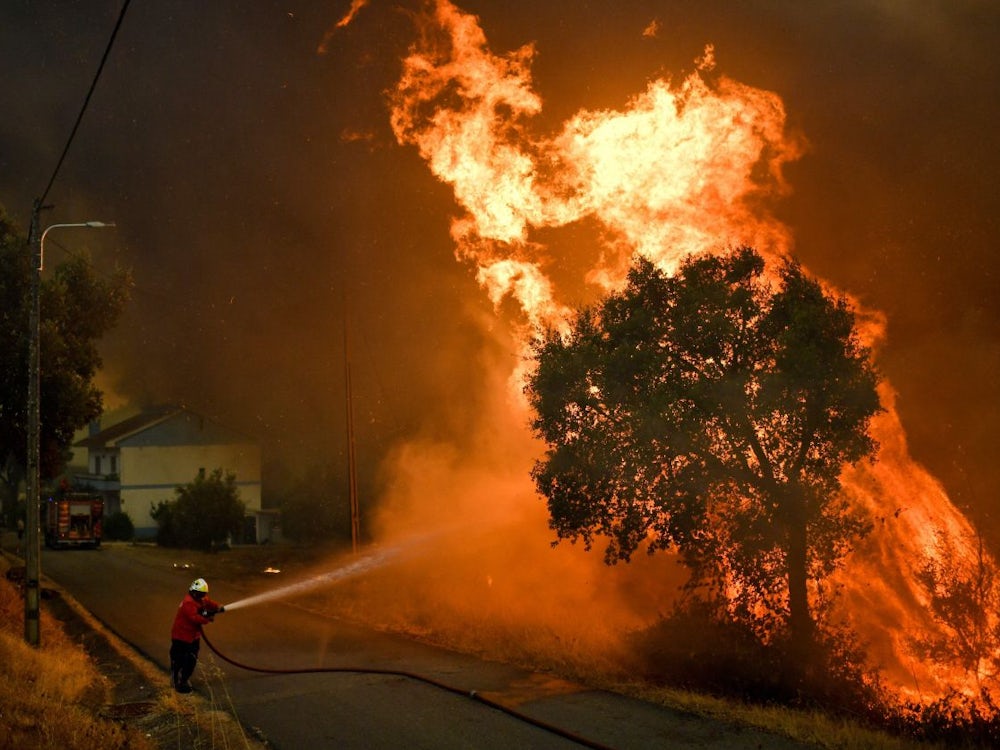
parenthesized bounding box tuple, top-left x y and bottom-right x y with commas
(526, 247, 881, 655)
(0, 207, 129, 520)
(913, 529, 1000, 689)
(152, 469, 246, 551)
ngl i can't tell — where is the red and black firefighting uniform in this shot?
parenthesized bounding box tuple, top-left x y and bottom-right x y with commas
(169, 591, 221, 691)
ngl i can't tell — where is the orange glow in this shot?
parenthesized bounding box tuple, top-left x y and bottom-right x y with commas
(367, 0, 992, 703)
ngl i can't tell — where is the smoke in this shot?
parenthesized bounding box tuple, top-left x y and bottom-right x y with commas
(323, 0, 994, 699)
(324, 351, 678, 668)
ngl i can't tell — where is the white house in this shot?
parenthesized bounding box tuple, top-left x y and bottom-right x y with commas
(74, 405, 266, 541)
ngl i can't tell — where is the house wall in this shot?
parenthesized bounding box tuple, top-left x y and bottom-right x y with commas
(119, 443, 262, 535)
(90, 450, 119, 477)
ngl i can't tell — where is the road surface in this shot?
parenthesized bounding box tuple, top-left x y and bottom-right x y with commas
(36, 542, 806, 749)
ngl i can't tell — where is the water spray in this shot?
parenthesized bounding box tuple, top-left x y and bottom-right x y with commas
(222, 548, 394, 612)
(220, 529, 444, 612)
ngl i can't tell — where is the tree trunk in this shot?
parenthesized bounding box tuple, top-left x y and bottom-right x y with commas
(786, 506, 815, 687)
(787, 515, 812, 646)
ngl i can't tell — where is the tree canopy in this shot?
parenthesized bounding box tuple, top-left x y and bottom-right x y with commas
(526, 247, 882, 648)
(0, 208, 130, 519)
(152, 469, 246, 551)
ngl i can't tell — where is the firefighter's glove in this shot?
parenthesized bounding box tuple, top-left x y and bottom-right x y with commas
(198, 609, 214, 619)
(217, 606, 226, 614)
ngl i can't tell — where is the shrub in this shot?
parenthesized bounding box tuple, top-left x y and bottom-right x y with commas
(102, 511, 134, 541)
(892, 689, 1000, 747)
(152, 469, 245, 551)
(628, 601, 883, 718)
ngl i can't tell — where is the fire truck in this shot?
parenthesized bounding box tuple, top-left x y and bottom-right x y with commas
(43, 493, 103, 549)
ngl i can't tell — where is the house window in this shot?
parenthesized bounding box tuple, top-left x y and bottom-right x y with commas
(94, 455, 102, 475)
(110, 456, 117, 474)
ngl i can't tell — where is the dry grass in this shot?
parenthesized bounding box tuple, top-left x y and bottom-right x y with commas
(603, 679, 946, 750)
(0, 659, 138, 749)
(140, 677, 259, 750)
(0, 575, 152, 750)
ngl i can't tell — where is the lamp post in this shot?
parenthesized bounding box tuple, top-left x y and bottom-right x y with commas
(24, 213, 115, 646)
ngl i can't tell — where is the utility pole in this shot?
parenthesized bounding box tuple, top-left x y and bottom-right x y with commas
(344, 317, 360, 554)
(24, 200, 46, 646)
(23, 211, 113, 646)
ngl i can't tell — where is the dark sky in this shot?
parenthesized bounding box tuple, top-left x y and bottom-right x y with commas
(2, 1, 998, 537)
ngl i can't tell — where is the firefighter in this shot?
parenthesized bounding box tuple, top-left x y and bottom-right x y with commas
(170, 577, 225, 693)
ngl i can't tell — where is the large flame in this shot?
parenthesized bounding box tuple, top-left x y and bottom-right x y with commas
(390, 1, 801, 332)
(367, 0, 986, 702)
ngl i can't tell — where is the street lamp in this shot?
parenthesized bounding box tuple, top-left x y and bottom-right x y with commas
(24, 216, 115, 646)
(39, 221, 115, 269)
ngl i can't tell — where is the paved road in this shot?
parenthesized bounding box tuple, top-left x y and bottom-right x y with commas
(34, 542, 806, 750)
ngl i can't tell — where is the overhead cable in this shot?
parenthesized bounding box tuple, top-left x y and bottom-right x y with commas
(38, 0, 133, 205)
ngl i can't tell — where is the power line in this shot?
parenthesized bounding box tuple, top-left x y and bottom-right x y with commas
(38, 0, 133, 205)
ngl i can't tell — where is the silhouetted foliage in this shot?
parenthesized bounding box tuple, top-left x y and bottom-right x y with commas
(152, 469, 245, 551)
(151, 499, 179, 546)
(891, 689, 1000, 747)
(911, 529, 1000, 691)
(629, 599, 883, 717)
(527, 247, 882, 658)
(102, 510, 134, 541)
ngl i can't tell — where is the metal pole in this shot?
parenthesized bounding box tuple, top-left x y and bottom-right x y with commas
(23, 215, 114, 646)
(24, 201, 43, 646)
(344, 316, 360, 554)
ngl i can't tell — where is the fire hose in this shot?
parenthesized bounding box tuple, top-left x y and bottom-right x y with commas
(199, 629, 616, 750)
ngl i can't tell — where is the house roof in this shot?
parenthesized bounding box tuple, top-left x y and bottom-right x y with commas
(74, 404, 186, 449)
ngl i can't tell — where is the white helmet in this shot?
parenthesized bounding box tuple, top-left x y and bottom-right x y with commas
(189, 578, 209, 594)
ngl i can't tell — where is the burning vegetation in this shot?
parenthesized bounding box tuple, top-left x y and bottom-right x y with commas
(526, 248, 882, 661)
(318, 0, 1000, 742)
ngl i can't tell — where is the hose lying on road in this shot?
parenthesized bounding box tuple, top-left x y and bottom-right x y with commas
(200, 630, 615, 750)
